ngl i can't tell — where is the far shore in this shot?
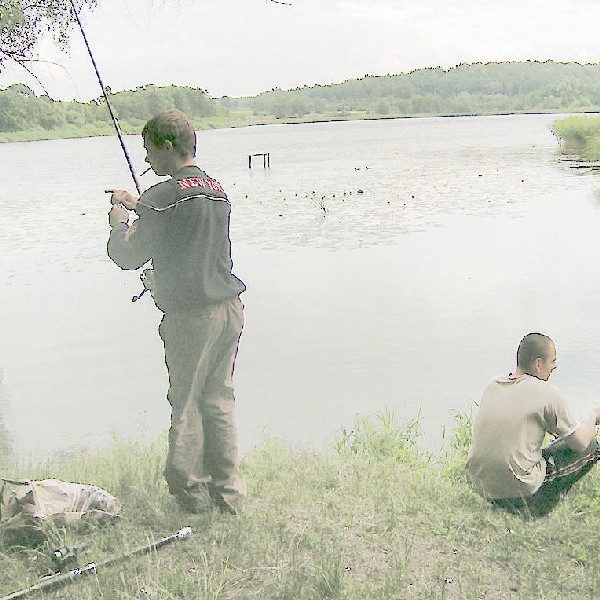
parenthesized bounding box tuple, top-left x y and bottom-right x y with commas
(0, 109, 573, 145)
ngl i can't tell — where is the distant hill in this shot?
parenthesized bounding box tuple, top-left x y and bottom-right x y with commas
(219, 60, 600, 120)
(3, 61, 600, 142)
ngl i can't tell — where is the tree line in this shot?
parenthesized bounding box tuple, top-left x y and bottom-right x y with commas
(0, 84, 224, 140)
(225, 60, 600, 119)
(4, 60, 600, 141)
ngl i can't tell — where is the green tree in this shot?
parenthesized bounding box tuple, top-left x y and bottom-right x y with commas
(0, 1, 97, 71)
(0, 1, 289, 74)
(375, 100, 390, 115)
(0, 86, 28, 131)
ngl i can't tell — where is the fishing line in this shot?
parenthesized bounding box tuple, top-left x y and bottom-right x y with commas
(69, 0, 142, 194)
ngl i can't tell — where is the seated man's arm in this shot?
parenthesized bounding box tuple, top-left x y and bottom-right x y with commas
(564, 406, 600, 453)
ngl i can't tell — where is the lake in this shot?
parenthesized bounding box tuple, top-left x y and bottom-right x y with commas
(1, 113, 600, 462)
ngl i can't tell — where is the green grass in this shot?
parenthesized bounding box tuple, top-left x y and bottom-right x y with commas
(0, 111, 401, 143)
(1, 411, 599, 599)
(552, 115, 600, 161)
(0, 107, 551, 144)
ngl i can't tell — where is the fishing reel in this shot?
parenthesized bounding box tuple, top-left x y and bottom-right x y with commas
(132, 268, 155, 303)
(51, 543, 87, 573)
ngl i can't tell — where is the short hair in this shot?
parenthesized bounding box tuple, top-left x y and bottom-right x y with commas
(142, 109, 196, 158)
(516, 333, 554, 372)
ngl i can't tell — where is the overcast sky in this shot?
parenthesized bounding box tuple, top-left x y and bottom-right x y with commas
(1, 0, 600, 100)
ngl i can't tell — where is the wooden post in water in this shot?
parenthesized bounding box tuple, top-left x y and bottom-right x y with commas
(248, 153, 270, 168)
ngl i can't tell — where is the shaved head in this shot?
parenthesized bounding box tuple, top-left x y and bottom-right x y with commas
(516, 333, 554, 374)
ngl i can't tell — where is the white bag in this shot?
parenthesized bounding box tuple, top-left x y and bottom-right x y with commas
(0, 478, 121, 545)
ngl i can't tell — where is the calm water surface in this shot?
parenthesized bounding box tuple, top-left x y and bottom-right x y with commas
(1, 114, 600, 461)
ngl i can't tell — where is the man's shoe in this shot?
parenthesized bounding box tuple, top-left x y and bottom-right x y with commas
(208, 485, 243, 515)
(215, 496, 240, 515)
(175, 489, 213, 514)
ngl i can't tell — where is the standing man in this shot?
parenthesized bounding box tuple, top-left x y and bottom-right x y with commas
(107, 109, 246, 515)
(467, 332, 600, 517)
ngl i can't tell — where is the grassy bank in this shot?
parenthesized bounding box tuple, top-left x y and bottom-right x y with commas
(0, 111, 359, 143)
(552, 115, 600, 161)
(0, 110, 416, 143)
(0, 109, 577, 144)
(1, 412, 599, 599)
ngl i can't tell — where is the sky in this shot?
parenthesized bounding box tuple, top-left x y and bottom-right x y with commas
(1, 0, 600, 100)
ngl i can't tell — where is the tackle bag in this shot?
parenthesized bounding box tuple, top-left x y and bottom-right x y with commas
(0, 478, 121, 546)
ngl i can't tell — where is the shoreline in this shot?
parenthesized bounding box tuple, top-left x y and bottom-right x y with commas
(0, 109, 573, 145)
(1, 413, 599, 599)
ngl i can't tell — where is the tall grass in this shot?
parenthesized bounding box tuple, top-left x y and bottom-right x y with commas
(552, 115, 600, 160)
(1, 411, 599, 599)
(335, 408, 425, 464)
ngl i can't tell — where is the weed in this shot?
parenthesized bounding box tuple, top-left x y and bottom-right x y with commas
(335, 408, 424, 465)
(1, 415, 599, 598)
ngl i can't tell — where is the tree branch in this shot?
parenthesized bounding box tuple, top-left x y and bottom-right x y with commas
(0, 51, 50, 95)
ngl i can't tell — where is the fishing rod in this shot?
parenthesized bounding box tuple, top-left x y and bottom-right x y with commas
(68, 0, 141, 194)
(1, 527, 193, 600)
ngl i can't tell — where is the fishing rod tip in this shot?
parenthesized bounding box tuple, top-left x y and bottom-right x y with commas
(178, 527, 193, 538)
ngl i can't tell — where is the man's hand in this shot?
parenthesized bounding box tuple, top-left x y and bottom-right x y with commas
(108, 203, 130, 227)
(566, 407, 600, 453)
(105, 189, 139, 210)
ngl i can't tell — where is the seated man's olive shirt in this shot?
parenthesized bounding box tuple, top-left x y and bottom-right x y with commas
(467, 374, 579, 499)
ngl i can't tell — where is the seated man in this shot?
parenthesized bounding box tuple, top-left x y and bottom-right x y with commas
(467, 332, 600, 517)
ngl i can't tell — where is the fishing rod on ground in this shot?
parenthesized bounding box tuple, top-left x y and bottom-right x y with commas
(1, 527, 193, 600)
(68, 0, 144, 194)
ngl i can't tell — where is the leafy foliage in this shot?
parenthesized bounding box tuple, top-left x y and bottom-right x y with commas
(0, 83, 222, 136)
(0, 1, 97, 70)
(7, 60, 600, 140)
(0, 1, 289, 75)
(223, 60, 600, 119)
